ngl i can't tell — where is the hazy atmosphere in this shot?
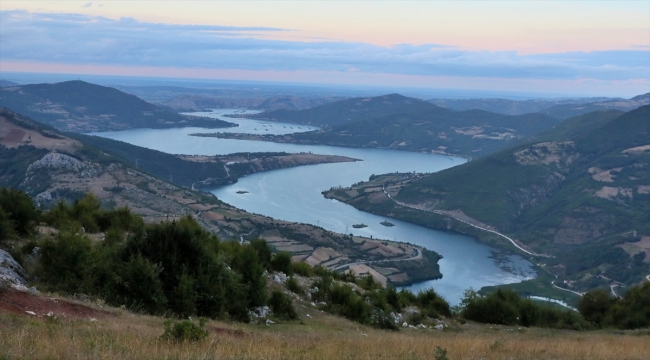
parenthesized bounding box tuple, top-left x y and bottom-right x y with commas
(1, 2, 649, 359)
(1, 1, 649, 96)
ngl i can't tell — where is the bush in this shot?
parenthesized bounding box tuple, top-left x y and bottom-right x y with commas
(578, 289, 616, 327)
(0, 187, 39, 238)
(269, 290, 298, 320)
(460, 288, 587, 329)
(286, 276, 303, 294)
(416, 289, 451, 318)
(161, 318, 208, 342)
(603, 282, 650, 329)
(38, 231, 93, 293)
(292, 261, 313, 277)
(270, 252, 294, 276)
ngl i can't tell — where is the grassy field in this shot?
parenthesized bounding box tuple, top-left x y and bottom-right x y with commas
(1, 297, 648, 360)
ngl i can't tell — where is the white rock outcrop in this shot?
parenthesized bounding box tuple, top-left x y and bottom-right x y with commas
(0, 249, 37, 293)
(26, 153, 100, 178)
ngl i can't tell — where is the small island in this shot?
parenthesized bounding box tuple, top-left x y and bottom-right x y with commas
(380, 220, 395, 227)
(352, 223, 368, 229)
(236, 190, 249, 194)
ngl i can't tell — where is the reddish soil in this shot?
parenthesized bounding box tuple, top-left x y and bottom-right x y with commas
(0, 290, 114, 320)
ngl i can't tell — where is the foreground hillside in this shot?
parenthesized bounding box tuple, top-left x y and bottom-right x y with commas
(324, 106, 650, 295)
(1, 298, 649, 360)
(0, 81, 235, 132)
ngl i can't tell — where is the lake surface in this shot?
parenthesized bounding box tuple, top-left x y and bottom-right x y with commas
(94, 109, 536, 304)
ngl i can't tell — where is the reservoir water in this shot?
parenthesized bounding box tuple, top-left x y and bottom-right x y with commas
(94, 109, 536, 304)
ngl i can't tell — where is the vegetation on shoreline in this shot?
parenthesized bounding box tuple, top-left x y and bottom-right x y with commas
(322, 107, 650, 298)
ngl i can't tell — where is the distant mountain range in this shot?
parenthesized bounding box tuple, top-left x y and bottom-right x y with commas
(430, 93, 650, 119)
(0, 81, 235, 132)
(161, 94, 346, 112)
(226, 94, 564, 157)
(0, 79, 20, 88)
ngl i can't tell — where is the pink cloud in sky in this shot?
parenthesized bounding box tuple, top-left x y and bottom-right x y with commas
(3, 61, 647, 97)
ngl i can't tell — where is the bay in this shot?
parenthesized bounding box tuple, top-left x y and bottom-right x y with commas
(93, 109, 536, 304)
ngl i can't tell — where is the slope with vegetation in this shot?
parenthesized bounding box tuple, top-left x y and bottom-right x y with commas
(323, 106, 650, 296)
(0, 81, 236, 132)
(1, 188, 649, 359)
(0, 108, 439, 286)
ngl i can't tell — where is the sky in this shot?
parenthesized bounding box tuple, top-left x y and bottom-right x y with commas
(1, 1, 649, 97)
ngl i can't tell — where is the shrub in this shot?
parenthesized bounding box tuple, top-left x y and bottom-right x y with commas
(270, 252, 294, 276)
(286, 276, 304, 294)
(292, 261, 313, 277)
(578, 289, 616, 327)
(416, 289, 451, 318)
(460, 288, 587, 329)
(161, 318, 208, 343)
(269, 290, 298, 320)
(0, 188, 39, 237)
(38, 231, 93, 293)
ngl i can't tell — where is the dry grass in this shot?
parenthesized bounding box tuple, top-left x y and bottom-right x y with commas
(1, 305, 649, 360)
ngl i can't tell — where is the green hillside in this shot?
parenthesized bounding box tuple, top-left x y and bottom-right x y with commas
(323, 107, 649, 293)
(280, 106, 561, 157)
(0, 81, 235, 132)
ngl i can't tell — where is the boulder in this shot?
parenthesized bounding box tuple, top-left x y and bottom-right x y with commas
(0, 249, 31, 292)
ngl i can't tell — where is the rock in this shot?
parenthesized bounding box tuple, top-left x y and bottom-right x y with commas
(265, 319, 275, 325)
(273, 272, 288, 284)
(417, 324, 426, 329)
(306, 314, 311, 318)
(249, 306, 271, 319)
(90, 318, 98, 322)
(402, 322, 408, 328)
(46, 312, 54, 317)
(317, 301, 327, 307)
(434, 324, 444, 331)
(390, 312, 403, 324)
(25, 311, 36, 316)
(0, 249, 30, 292)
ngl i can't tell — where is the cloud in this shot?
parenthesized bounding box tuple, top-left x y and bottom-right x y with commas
(82, 2, 92, 8)
(1, 10, 648, 83)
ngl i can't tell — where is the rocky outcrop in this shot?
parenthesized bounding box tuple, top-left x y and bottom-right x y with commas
(0, 249, 35, 293)
(26, 153, 100, 177)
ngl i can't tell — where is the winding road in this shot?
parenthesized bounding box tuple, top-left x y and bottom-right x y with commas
(382, 187, 552, 258)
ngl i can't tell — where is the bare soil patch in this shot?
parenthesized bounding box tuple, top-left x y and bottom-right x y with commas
(0, 290, 114, 320)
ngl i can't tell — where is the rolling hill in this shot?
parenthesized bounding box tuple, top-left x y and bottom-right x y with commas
(244, 94, 441, 127)
(430, 93, 649, 119)
(0, 81, 235, 132)
(324, 106, 650, 292)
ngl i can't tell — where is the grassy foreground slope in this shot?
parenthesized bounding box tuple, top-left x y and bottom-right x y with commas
(2, 306, 649, 360)
(0, 81, 235, 132)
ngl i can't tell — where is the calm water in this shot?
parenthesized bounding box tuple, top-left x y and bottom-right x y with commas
(93, 109, 536, 304)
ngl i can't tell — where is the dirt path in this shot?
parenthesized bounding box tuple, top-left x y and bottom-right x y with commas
(0, 290, 114, 320)
(550, 277, 584, 297)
